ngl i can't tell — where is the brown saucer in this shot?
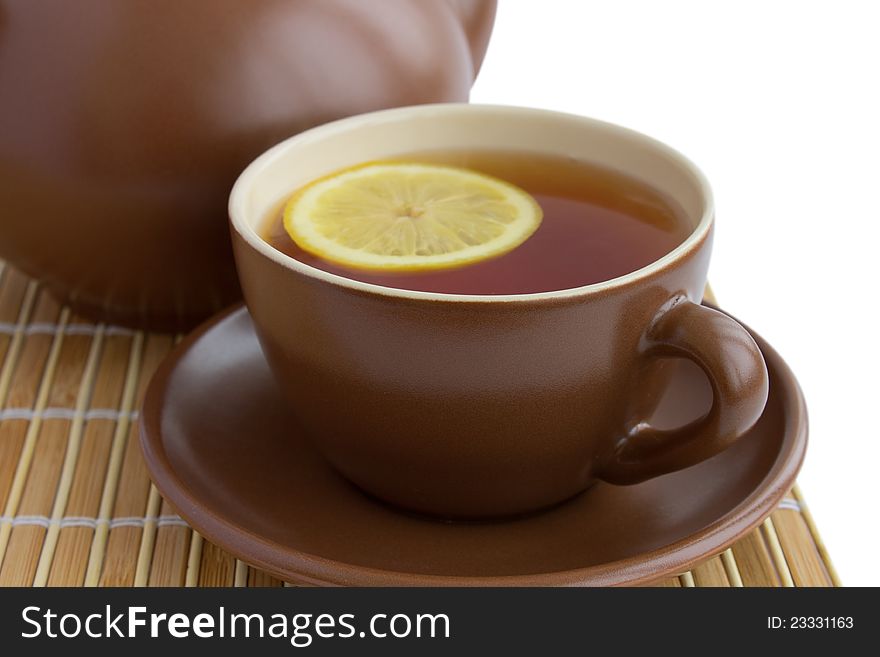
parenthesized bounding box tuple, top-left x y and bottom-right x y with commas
(140, 305, 807, 586)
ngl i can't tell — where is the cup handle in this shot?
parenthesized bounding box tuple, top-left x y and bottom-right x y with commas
(599, 296, 770, 485)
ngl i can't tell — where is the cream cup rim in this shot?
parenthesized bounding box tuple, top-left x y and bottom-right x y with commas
(229, 103, 714, 303)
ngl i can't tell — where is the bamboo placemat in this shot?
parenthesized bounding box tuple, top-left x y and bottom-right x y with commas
(0, 263, 839, 587)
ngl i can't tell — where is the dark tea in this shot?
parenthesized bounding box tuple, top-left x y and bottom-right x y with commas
(262, 150, 691, 294)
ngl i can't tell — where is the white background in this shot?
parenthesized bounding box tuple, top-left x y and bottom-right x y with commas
(471, 0, 879, 585)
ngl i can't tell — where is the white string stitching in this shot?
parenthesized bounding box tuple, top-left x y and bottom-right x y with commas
(0, 515, 187, 529)
(0, 408, 139, 422)
(0, 323, 134, 337)
(0, 500, 803, 529)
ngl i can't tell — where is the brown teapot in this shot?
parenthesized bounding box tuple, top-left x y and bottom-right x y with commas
(0, 0, 496, 329)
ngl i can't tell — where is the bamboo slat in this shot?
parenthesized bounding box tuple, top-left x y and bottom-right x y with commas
(32, 322, 106, 586)
(730, 530, 782, 586)
(720, 549, 743, 587)
(792, 485, 841, 586)
(0, 263, 839, 588)
(1, 329, 100, 585)
(83, 332, 143, 586)
(0, 293, 67, 583)
(95, 335, 172, 587)
(691, 555, 731, 587)
(248, 567, 284, 588)
(771, 496, 834, 587)
(0, 269, 34, 390)
(147, 498, 191, 587)
(185, 531, 204, 587)
(198, 541, 237, 587)
(761, 517, 795, 587)
(46, 332, 135, 586)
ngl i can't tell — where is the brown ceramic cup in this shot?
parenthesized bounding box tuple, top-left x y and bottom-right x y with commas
(229, 104, 769, 519)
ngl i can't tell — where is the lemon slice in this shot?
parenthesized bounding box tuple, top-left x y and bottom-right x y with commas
(283, 162, 543, 271)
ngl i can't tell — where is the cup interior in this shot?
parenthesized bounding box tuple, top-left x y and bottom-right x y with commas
(229, 104, 713, 298)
